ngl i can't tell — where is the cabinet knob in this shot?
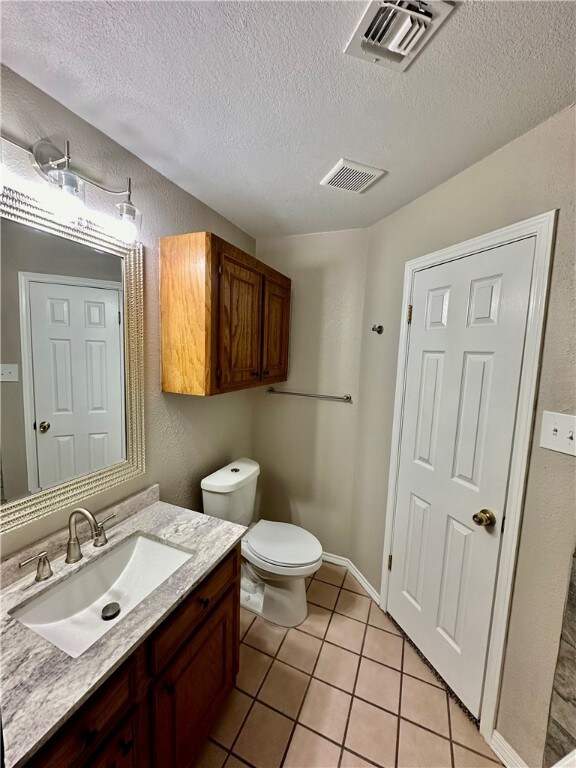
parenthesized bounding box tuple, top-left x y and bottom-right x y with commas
(252, 371, 260, 378)
(81, 727, 99, 747)
(200, 597, 210, 609)
(119, 737, 134, 756)
(164, 681, 175, 695)
(263, 369, 270, 376)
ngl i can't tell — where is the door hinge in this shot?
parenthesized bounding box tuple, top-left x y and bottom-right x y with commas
(216, 368, 221, 379)
(407, 304, 413, 324)
(388, 554, 393, 571)
(118, 311, 121, 325)
(218, 264, 223, 276)
(501, 516, 506, 533)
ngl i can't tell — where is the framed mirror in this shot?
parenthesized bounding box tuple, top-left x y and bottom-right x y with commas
(0, 185, 144, 532)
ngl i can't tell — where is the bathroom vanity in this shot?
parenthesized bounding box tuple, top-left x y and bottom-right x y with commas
(0, 502, 245, 768)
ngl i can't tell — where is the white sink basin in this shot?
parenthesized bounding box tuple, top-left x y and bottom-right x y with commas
(11, 534, 191, 658)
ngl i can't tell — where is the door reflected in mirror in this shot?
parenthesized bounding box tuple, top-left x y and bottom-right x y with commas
(1, 218, 126, 504)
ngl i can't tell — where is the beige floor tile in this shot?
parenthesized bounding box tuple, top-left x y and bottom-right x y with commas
(277, 628, 322, 673)
(403, 643, 444, 689)
(355, 657, 401, 713)
(343, 572, 370, 596)
(363, 626, 403, 669)
(401, 675, 449, 737)
(314, 642, 360, 692)
(367, 603, 401, 635)
(284, 725, 342, 767)
(325, 613, 366, 653)
(397, 720, 452, 768)
(450, 699, 498, 760)
(236, 644, 273, 695)
(233, 702, 293, 768)
(345, 698, 398, 768)
(335, 590, 371, 622)
(257, 660, 310, 718)
(453, 744, 501, 767)
(224, 757, 251, 768)
(243, 616, 287, 656)
(210, 688, 252, 748)
(307, 580, 340, 610)
(298, 603, 332, 638)
(193, 740, 228, 768)
(298, 678, 352, 742)
(315, 561, 347, 586)
(239, 607, 256, 640)
(341, 751, 377, 767)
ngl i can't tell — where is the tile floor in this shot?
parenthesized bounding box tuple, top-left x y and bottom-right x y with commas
(196, 562, 502, 768)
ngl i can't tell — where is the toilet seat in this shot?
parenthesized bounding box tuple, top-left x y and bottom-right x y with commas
(242, 520, 323, 577)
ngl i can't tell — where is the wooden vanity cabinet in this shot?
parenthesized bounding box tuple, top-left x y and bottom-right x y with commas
(26, 547, 240, 768)
(160, 232, 291, 396)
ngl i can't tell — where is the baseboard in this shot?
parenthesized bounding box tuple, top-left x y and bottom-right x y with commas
(552, 749, 576, 768)
(490, 731, 529, 768)
(322, 552, 380, 603)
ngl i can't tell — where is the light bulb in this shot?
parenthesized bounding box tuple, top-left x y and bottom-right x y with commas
(115, 199, 141, 243)
(47, 169, 86, 226)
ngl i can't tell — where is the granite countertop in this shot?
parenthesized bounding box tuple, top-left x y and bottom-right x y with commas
(0, 501, 246, 768)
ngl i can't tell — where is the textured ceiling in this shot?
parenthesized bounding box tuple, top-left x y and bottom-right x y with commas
(1, 1, 575, 237)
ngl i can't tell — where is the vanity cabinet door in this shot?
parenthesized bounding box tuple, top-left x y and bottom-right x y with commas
(218, 252, 263, 392)
(88, 709, 141, 768)
(261, 278, 290, 383)
(152, 587, 238, 767)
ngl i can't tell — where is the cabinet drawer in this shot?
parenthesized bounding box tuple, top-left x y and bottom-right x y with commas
(88, 709, 140, 768)
(148, 547, 239, 674)
(30, 659, 136, 768)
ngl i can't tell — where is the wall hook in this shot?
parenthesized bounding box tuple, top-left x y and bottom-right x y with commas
(371, 325, 384, 335)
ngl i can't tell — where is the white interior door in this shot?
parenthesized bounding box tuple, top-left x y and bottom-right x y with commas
(387, 237, 536, 716)
(29, 280, 124, 489)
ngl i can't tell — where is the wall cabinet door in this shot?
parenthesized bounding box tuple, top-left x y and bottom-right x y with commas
(219, 255, 263, 391)
(261, 279, 290, 382)
(152, 588, 237, 767)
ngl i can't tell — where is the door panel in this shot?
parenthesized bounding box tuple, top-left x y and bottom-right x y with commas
(262, 280, 290, 381)
(219, 256, 262, 390)
(29, 281, 124, 490)
(388, 237, 536, 716)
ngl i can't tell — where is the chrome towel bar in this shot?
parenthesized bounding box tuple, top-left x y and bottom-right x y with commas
(266, 387, 352, 403)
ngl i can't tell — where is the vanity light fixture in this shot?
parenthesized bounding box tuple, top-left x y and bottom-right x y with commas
(24, 136, 141, 243)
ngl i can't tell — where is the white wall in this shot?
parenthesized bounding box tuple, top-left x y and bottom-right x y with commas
(253, 229, 367, 556)
(255, 105, 576, 767)
(0, 66, 258, 555)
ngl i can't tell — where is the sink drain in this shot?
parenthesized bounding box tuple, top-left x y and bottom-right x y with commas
(101, 602, 121, 621)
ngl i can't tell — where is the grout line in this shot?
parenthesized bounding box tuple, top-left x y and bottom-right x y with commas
(225, 623, 292, 764)
(338, 592, 371, 767)
(447, 686, 456, 768)
(395, 637, 405, 768)
(279, 571, 352, 767)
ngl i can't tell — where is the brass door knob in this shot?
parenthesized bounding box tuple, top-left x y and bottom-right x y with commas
(38, 420, 51, 433)
(472, 509, 497, 527)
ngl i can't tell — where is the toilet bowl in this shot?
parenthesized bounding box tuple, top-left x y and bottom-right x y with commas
(201, 459, 322, 627)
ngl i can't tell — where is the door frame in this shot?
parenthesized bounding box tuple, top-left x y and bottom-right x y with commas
(379, 211, 557, 739)
(18, 272, 124, 494)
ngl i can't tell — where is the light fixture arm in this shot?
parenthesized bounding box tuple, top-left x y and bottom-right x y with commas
(1, 134, 132, 196)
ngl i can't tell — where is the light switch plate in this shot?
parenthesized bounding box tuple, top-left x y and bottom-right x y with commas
(0, 363, 19, 382)
(540, 411, 576, 457)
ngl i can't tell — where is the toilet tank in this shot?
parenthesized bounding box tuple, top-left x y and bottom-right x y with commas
(201, 458, 260, 526)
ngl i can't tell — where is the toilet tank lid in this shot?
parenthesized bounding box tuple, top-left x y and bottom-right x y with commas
(201, 458, 260, 493)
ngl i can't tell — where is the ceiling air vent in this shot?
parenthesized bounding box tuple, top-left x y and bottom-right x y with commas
(320, 158, 386, 193)
(344, 1, 455, 72)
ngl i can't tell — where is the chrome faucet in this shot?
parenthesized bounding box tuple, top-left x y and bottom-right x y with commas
(65, 508, 116, 564)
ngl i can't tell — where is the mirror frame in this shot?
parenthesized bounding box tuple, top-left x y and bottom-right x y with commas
(0, 185, 145, 532)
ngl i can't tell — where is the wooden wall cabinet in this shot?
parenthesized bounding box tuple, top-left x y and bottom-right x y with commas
(161, 232, 291, 396)
(27, 548, 240, 768)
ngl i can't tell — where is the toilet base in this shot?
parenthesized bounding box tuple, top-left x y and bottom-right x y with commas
(240, 562, 309, 628)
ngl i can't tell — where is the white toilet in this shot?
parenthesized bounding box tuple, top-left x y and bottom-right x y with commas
(201, 458, 323, 627)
